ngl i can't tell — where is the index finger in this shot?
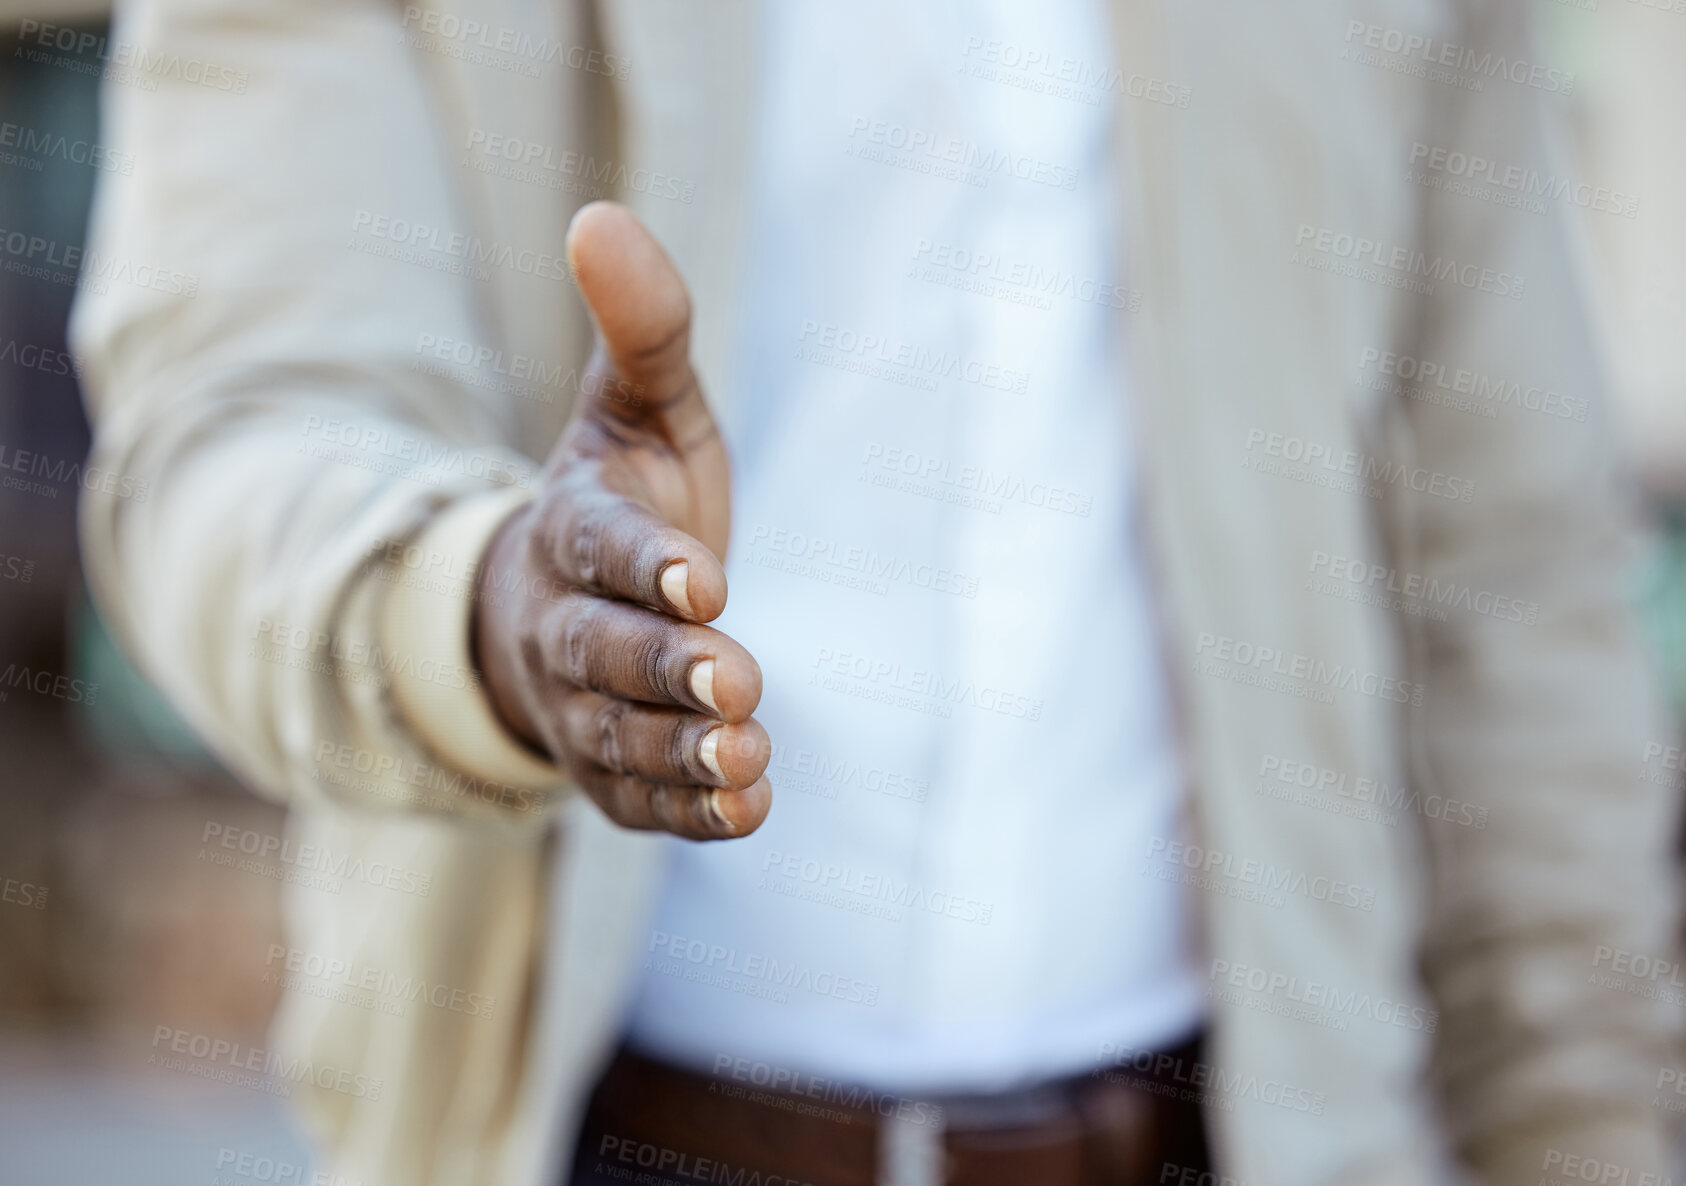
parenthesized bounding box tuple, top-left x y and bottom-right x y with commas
(536, 475, 728, 622)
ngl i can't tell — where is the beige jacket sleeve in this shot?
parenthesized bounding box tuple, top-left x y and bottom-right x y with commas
(71, 0, 565, 823)
(1394, 3, 1681, 1180)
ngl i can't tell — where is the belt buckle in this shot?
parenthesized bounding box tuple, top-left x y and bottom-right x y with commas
(877, 1100, 946, 1186)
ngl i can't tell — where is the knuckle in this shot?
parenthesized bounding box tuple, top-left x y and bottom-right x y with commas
(555, 600, 606, 686)
(647, 784, 684, 834)
(681, 794, 716, 838)
(667, 717, 704, 780)
(688, 788, 727, 837)
(630, 531, 672, 594)
(542, 481, 612, 590)
(566, 511, 602, 588)
(516, 628, 549, 689)
(636, 626, 681, 699)
(655, 785, 715, 839)
(533, 498, 576, 572)
(591, 699, 631, 772)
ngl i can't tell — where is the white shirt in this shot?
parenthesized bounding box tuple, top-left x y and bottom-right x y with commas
(621, 0, 1204, 1094)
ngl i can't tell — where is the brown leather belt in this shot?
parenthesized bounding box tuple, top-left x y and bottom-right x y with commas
(568, 1035, 1210, 1186)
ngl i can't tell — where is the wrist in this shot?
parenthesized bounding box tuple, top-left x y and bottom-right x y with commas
(471, 503, 546, 751)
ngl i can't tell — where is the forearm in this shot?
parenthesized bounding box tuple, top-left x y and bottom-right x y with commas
(78, 388, 563, 820)
(71, 0, 570, 822)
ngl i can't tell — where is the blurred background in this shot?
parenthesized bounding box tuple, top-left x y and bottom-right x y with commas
(0, 10, 314, 1182)
(0, 3, 1680, 1183)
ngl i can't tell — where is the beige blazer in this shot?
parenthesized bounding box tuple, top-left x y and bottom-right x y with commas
(70, 1, 1679, 1184)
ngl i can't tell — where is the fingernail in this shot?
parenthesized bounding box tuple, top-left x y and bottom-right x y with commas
(690, 659, 718, 713)
(699, 727, 726, 781)
(661, 561, 693, 617)
(706, 788, 736, 835)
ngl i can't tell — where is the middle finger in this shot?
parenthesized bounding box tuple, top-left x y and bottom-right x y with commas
(541, 594, 762, 720)
(555, 690, 771, 788)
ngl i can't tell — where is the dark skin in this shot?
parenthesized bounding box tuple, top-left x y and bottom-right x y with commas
(472, 201, 772, 840)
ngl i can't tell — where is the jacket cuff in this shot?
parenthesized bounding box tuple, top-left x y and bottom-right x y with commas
(378, 486, 564, 795)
